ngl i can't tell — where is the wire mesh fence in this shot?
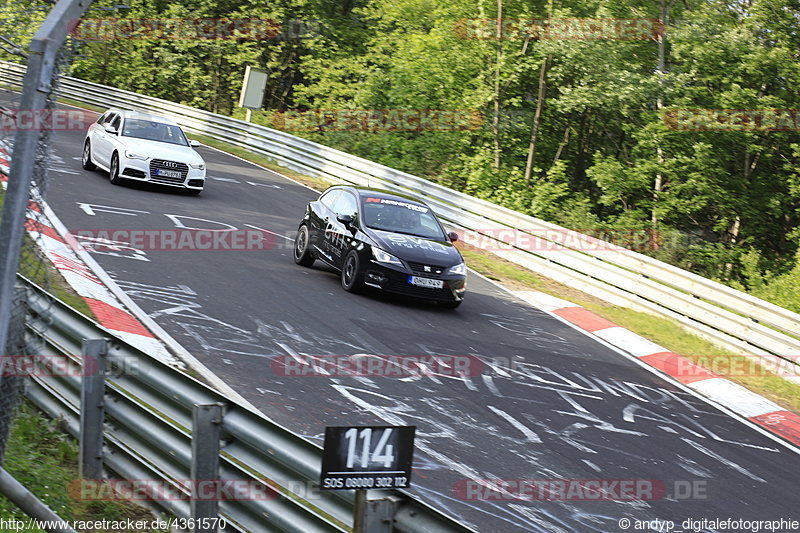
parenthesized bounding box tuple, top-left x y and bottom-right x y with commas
(0, 0, 82, 466)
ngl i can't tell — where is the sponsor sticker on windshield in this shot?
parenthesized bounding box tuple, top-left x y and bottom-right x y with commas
(364, 197, 429, 213)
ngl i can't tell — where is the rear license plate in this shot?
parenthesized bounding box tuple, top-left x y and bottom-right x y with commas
(408, 276, 444, 289)
(155, 169, 182, 178)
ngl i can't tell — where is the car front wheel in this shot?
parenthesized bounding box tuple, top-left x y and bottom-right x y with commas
(82, 140, 96, 171)
(109, 153, 123, 185)
(294, 224, 315, 266)
(341, 250, 363, 292)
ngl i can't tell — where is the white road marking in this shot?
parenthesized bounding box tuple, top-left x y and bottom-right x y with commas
(77, 203, 149, 217)
(247, 181, 281, 188)
(210, 176, 240, 183)
(244, 223, 294, 241)
(164, 213, 237, 231)
(681, 438, 767, 482)
(277, 342, 309, 366)
(481, 374, 502, 396)
(487, 405, 542, 443)
(582, 459, 601, 472)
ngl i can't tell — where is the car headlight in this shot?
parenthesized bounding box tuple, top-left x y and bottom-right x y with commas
(125, 150, 147, 160)
(446, 262, 467, 276)
(372, 247, 403, 266)
(190, 162, 206, 170)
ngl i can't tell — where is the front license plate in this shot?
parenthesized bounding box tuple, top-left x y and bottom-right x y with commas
(408, 276, 444, 289)
(155, 169, 182, 178)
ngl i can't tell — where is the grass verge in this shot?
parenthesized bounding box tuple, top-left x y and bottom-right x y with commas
(0, 401, 170, 531)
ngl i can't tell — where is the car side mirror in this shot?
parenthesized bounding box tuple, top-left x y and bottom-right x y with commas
(104, 126, 117, 135)
(189, 139, 200, 147)
(337, 214, 354, 226)
(448, 231, 459, 242)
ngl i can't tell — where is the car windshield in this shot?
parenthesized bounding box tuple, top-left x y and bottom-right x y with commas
(361, 197, 445, 240)
(121, 119, 188, 146)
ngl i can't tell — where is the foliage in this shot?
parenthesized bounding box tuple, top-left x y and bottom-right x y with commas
(4, 0, 800, 308)
(1, 403, 170, 531)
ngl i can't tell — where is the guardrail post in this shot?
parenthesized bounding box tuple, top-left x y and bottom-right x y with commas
(191, 403, 224, 532)
(79, 338, 107, 480)
(363, 496, 397, 533)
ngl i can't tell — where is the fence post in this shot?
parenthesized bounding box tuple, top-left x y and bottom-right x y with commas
(192, 403, 224, 532)
(353, 489, 367, 533)
(0, 0, 93, 355)
(79, 338, 107, 480)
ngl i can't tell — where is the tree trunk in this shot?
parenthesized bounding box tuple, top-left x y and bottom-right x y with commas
(523, 57, 549, 184)
(652, 0, 669, 228)
(523, 0, 554, 183)
(552, 119, 573, 165)
(492, 0, 503, 169)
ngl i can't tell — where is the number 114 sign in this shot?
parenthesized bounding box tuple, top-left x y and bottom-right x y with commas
(320, 426, 416, 490)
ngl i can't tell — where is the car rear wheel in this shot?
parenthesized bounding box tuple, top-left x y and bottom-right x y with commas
(294, 224, 315, 266)
(82, 141, 96, 171)
(109, 153, 123, 185)
(341, 250, 363, 292)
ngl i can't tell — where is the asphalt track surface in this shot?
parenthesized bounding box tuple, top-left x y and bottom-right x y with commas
(25, 100, 800, 532)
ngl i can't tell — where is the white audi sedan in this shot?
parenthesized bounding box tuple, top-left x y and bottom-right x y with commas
(82, 108, 206, 194)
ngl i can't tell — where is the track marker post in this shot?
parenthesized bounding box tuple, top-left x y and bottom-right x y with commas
(320, 425, 416, 533)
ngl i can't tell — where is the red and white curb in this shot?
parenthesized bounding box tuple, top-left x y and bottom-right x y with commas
(514, 290, 800, 448)
(0, 142, 177, 364)
(0, 140, 261, 410)
(0, 145, 9, 176)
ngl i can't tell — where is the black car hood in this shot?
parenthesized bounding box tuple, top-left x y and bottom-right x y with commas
(367, 229, 462, 266)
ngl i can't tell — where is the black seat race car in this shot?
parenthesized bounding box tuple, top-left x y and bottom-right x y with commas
(293, 186, 467, 308)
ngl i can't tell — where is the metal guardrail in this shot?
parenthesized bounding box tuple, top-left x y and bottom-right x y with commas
(20, 276, 473, 533)
(2, 61, 799, 361)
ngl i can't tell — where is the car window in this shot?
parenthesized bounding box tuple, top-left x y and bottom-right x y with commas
(333, 191, 358, 218)
(361, 197, 445, 240)
(101, 113, 117, 126)
(319, 190, 341, 210)
(110, 115, 121, 131)
(120, 118, 188, 146)
(96, 112, 109, 124)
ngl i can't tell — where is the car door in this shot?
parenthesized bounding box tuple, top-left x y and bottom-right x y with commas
(91, 112, 118, 168)
(310, 189, 340, 265)
(328, 190, 359, 269)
